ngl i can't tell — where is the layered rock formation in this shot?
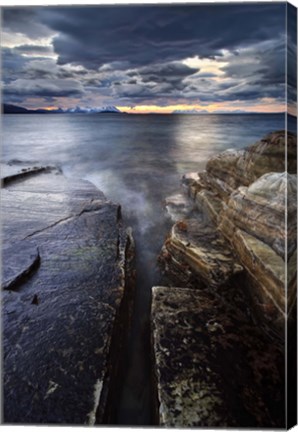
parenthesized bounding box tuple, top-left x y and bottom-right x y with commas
(205, 130, 297, 196)
(2, 164, 135, 424)
(153, 130, 296, 427)
(219, 172, 296, 258)
(160, 215, 242, 289)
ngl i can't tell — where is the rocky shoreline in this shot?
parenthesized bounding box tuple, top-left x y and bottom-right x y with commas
(2, 130, 296, 427)
(2, 164, 135, 424)
(152, 130, 297, 427)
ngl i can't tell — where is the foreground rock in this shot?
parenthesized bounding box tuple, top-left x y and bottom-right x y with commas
(0, 161, 56, 186)
(160, 130, 297, 339)
(205, 130, 297, 198)
(153, 130, 296, 427)
(159, 215, 242, 289)
(2, 166, 134, 424)
(219, 172, 297, 259)
(152, 286, 284, 428)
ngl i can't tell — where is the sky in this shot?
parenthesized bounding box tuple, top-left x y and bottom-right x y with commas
(1, 2, 297, 114)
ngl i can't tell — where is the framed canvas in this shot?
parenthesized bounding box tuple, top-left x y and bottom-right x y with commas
(1, 0, 297, 429)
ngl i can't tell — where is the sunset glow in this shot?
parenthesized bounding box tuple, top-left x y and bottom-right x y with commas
(117, 101, 285, 114)
(2, 4, 296, 115)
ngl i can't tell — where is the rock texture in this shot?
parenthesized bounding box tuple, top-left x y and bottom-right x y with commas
(164, 193, 195, 222)
(2, 165, 134, 424)
(1, 162, 52, 186)
(159, 130, 297, 337)
(153, 130, 296, 427)
(206, 130, 297, 195)
(219, 172, 296, 259)
(159, 216, 242, 289)
(152, 286, 285, 428)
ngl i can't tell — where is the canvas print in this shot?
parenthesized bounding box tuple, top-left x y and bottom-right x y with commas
(1, 1, 297, 428)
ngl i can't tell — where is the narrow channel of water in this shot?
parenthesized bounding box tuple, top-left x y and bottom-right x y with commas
(113, 206, 172, 425)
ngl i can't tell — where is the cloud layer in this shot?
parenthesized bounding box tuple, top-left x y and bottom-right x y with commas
(2, 3, 291, 112)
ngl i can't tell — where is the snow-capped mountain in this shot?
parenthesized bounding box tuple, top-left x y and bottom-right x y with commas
(96, 106, 121, 113)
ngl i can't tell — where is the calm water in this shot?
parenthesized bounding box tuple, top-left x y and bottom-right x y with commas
(2, 113, 289, 424)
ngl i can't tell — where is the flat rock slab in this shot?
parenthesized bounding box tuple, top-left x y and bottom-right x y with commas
(151, 286, 285, 428)
(2, 241, 40, 290)
(2, 166, 133, 425)
(0, 162, 51, 185)
(1, 169, 106, 244)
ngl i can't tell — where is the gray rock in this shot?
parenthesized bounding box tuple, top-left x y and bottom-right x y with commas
(1, 162, 52, 185)
(151, 286, 285, 428)
(195, 189, 223, 224)
(219, 172, 297, 259)
(166, 132, 297, 340)
(206, 131, 297, 197)
(159, 215, 242, 289)
(164, 193, 195, 222)
(2, 166, 134, 424)
(2, 241, 40, 290)
(155, 131, 295, 427)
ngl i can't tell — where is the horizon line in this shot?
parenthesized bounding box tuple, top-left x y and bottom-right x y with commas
(3, 103, 293, 116)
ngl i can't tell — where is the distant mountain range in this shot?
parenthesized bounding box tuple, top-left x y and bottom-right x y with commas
(67, 105, 122, 114)
(2, 104, 123, 114)
(2, 103, 287, 116)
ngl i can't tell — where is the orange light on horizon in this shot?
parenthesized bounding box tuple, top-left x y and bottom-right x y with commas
(116, 101, 285, 114)
(21, 100, 287, 115)
(43, 106, 58, 111)
(117, 104, 216, 114)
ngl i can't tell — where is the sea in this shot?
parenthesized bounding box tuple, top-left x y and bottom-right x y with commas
(2, 113, 295, 424)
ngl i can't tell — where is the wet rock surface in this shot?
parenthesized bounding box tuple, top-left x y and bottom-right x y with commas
(152, 287, 285, 428)
(152, 286, 285, 428)
(219, 172, 297, 259)
(0, 162, 52, 186)
(2, 241, 40, 290)
(159, 215, 242, 289)
(2, 165, 134, 424)
(206, 130, 297, 194)
(159, 130, 296, 337)
(164, 193, 196, 222)
(153, 130, 296, 427)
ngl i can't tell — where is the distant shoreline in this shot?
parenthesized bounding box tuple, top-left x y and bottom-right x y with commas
(2, 103, 292, 117)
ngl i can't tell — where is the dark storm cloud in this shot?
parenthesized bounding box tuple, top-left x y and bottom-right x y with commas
(218, 84, 285, 102)
(51, 4, 285, 70)
(220, 38, 285, 85)
(4, 78, 84, 98)
(22, 59, 87, 80)
(3, 4, 285, 69)
(287, 3, 297, 109)
(2, 48, 28, 82)
(135, 62, 198, 84)
(2, 48, 88, 82)
(2, 8, 52, 39)
(96, 60, 199, 102)
(2, 3, 288, 108)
